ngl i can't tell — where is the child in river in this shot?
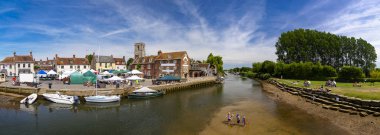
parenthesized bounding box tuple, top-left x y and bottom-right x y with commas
(236, 113, 241, 124)
(242, 115, 246, 126)
(226, 112, 233, 124)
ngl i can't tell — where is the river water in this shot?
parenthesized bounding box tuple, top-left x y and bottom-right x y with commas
(0, 75, 349, 135)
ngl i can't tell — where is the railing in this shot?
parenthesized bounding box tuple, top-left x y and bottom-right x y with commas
(161, 63, 176, 66)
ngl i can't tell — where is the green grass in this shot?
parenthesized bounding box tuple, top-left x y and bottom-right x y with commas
(274, 78, 380, 100)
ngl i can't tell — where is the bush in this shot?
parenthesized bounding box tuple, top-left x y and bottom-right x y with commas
(246, 71, 255, 78)
(338, 66, 365, 81)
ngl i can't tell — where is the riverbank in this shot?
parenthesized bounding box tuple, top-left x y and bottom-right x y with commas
(260, 79, 380, 135)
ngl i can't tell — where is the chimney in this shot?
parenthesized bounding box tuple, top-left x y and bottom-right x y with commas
(13, 51, 16, 56)
(73, 54, 76, 58)
(123, 56, 125, 60)
(55, 54, 58, 58)
(30, 51, 32, 56)
(158, 50, 162, 55)
(46, 57, 49, 61)
(40, 59, 42, 61)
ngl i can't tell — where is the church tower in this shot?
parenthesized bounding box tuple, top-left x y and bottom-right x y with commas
(134, 42, 146, 59)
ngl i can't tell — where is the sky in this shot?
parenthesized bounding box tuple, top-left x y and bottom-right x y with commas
(0, 0, 379, 69)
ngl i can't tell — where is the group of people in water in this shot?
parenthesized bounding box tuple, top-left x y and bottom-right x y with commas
(226, 112, 246, 126)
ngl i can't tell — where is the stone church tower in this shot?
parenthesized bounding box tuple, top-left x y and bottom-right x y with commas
(134, 42, 146, 59)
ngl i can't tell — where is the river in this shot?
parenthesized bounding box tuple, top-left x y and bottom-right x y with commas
(0, 75, 349, 135)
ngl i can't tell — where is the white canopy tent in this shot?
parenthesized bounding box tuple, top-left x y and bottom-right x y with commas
(90, 69, 97, 73)
(47, 70, 57, 75)
(126, 75, 143, 80)
(81, 69, 89, 74)
(59, 70, 75, 79)
(133, 87, 158, 93)
(102, 71, 111, 75)
(128, 70, 143, 75)
(106, 76, 124, 81)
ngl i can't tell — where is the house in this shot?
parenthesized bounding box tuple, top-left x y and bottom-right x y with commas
(0, 51, 35, 76)
(55, 54, 90, 74)
(130, 55, 157, 79)
(189, 63, 216, 77)
(114, 56, 127, 70)
(34, 57, 55, 71)
(154, 50, 190, 79)
(91, 53, 116, 72)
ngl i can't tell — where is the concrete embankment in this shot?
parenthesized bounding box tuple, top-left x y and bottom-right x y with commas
(0, 77, 218, 97)
(266, 79, 380, 117)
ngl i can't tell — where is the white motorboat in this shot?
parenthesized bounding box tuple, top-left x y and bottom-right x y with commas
(84, 95, 120, 103)
(20, 93, 38, 104)
(42, 92, 76, 104)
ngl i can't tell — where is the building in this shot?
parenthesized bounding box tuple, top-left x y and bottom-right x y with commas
(189, 63, 216, 77)
(91, 54, 116, 72)
(0, 51, 35, 76)
(55, 54, 90, 74)
(131, 55, 157, 79)
(34, 57, 55, 71)
(130, 43, 190, 79)
(114, 56, 127, 70)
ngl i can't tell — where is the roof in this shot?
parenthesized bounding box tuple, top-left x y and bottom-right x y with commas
(132, 55, 157, 64)
(0, 55, 34, 63)
(155, 51, 187, 60)
(114, 58, 126, 65)
(94, 55, 115, 63)
(56, 57, 89, 65)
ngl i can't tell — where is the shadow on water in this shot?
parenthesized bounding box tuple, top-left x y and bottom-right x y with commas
(0, 75, 348, 135)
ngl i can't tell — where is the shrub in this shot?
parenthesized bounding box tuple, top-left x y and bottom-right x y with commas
(338, 66, 365, 81)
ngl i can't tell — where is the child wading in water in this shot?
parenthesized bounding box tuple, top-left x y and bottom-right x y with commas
(226, 112, 233, 124)
(236, 113, 241, 124)
(242, 115, 246, 126)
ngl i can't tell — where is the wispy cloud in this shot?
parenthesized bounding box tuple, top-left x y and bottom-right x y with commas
(0, 8, 15, 14)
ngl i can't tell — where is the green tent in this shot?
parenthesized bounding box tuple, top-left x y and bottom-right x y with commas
(70, 71, 84, 84)
(83, 71, 96, 84)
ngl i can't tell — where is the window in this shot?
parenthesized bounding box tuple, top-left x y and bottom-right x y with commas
(77, 65, 80, 69)
(18, 64, 20, 68)
(84, 66, 87, 69)
(2, 65, 4, 68)
(105, 63, 108, 68)
(23, 64, 25, 68)
(9, 65, 12, 69)
(69, 60, 73, 64)
(70, 66, 73, 69)
(148, 64, 151, 69)
(100, 63, 102, 66)
(28, 63, 30, 68)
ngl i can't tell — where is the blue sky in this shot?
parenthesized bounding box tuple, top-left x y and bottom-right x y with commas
(1, 0, 379, 68)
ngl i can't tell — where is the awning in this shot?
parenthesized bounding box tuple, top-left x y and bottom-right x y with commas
(157, 75, 181, 81)
(128, 70, 143, 74)
(106, 76, 124, 81)
(47, 70, 57, 75)
(0, 69, 7, 73)
(37, 70, 47, 74)
(126, 75, 143, 80)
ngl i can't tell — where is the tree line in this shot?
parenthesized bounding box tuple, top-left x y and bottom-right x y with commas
(275, 29, 377, 75)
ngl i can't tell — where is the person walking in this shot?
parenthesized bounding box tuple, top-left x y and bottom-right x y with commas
(236, 113, 241, 124)
(226, 112, 233, 125)
(242, 115, 246, 126)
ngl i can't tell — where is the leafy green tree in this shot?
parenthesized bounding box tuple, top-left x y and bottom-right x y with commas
(86, 54, 93, 64)
(261, 60, 276, 75)
(205, 53, 224, 75)
(252, 62, 262, 73)
(126, 58, 134, 70)
(338, 66, 364, 81)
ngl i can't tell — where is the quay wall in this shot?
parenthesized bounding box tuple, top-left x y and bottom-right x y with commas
(266, 79, 380, 117)
(0, 77, 218, 97)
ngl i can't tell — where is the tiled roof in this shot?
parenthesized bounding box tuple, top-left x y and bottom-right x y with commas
(132, 55, 157, 64)
(114, 58, 126, 65)
(198, 63, 210, 68)
(0, 55, 33, 63)
(155, 51, 187, 60)
(56, 57, 89, 65)
(94, 55, 115, 63)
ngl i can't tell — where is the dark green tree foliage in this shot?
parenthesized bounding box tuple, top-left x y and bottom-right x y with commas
(253, 61, 337, 80)
(275, 29, 377, 75)
(338, 66, 364, 81)
(126, 58, 134, 70)
(206, 53, 224, 75)
(86, 54, 93, 64)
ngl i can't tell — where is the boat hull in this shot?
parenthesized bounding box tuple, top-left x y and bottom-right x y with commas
(85, 95, 121, 103)
(128, 92, 164, 99)
(20, 93, 38, 104)
(42, 93, 75, 104)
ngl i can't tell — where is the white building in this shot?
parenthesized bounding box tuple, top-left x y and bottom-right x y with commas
(54, 54, 90, 74)
(0, 52, 35, 76)
(114, 56, 127, 70)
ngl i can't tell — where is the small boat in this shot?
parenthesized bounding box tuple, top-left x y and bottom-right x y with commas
(85, 95, 120, 103)
(42, 92, 77, 104)
(128, 87, 164, 99)
(20, 93, 38, 104)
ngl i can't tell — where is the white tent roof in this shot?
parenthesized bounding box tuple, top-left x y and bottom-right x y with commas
(81, 69, 89, 74)
(47, 70, 57, 75)
(90, 69, 97, 73)
(133, 87, 157, 93)
(62, 70, 75, 75)
(128, 70, 143, 74)
(102, 71, 111, 75)
(126, 75, 143, 80)
(106, 76, 124, 81)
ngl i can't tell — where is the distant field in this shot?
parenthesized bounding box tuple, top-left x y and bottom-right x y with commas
(273, 78, 380, 100)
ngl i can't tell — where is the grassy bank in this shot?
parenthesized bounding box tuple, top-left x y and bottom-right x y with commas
(274, 78, 380, 100)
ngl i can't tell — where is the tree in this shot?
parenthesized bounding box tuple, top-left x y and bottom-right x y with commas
(205, 53, 224, 75)
(126, 58, 134, 70)
(275, 29, 377, 74)
(86, 54, 93, 64)
(136, 64, 141, 70)
(261, 60, 275, 75)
